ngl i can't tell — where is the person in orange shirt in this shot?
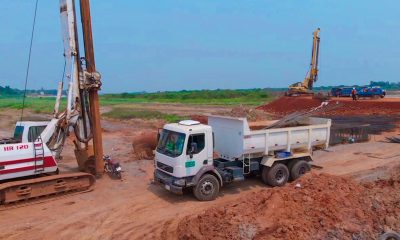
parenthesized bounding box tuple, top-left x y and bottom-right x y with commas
(351, 88, 357, 101)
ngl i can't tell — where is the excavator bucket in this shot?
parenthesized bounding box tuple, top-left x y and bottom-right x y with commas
(74, 145, 96, 174)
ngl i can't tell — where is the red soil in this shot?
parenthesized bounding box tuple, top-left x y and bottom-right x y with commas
(132, 131, 158, 159)
(177, 171, 400, 240)
(257, 97, 400, 116)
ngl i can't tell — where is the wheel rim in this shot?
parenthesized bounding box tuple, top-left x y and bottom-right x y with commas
(275, 169, 285, 183)
(298, 166, 306, 175)
(200, 180, 214, 196)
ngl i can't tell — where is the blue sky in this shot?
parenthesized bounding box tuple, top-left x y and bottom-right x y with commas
(0, 0, 399, 93)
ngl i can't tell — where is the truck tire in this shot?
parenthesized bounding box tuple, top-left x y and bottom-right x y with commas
(290, 160, 310, 180)
(193, 174, 220, 201)
(379, 232, 400, 240)
(262, 163, 289, 187)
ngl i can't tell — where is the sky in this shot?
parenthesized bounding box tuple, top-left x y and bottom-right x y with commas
(0, 0, 399, 93)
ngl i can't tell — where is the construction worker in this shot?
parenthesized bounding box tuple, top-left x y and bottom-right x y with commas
(351, 87, 357, 101)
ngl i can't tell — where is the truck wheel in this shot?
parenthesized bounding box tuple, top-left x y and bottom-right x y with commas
(290, 160, 310, 180)
(262, 163, 289, 187)
(379, 232, 400, 240)
(193, 174, 220, 201)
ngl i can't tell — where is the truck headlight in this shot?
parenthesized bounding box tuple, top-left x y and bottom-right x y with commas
(173, 179, 186, 187)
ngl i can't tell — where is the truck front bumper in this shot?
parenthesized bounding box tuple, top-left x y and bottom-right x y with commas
(154, 169, 183, 195)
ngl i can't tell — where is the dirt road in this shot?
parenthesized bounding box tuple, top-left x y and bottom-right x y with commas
(0, 107, 399, 240)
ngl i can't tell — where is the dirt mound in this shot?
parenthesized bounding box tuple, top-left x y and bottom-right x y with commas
(257, 96, 400, 116)
(229, 106, 264, 121)
(257, 97, 323, 116)
(132, 131, 158, 160)
(177, 172, 400, 240)
(190, 115, 208, 124)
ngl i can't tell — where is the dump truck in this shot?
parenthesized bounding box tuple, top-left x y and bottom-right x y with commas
(154, 115, 331, 201)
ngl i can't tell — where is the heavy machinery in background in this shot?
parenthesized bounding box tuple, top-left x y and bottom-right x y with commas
(331, 86, 386, 98)
(287, 28, 321, 96)
(0, 0, 104, 205)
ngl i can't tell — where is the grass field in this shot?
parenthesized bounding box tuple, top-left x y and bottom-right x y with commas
(102, 89, 273, 105)
(0, 89, 273, 120)
(103, 108, 183, 122)
(0, 97, 62, 114)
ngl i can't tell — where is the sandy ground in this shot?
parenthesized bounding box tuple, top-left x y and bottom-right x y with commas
(0, 104, 399, 239)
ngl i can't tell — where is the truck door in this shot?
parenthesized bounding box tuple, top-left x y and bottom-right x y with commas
(185, 133, 207, 176)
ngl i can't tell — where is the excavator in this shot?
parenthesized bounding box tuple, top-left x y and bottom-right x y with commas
(0, 0, 104, 205)
(286, 28, 320, 96)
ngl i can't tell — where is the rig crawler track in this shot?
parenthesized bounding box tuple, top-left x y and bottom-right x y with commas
(0, 173, 95, 208)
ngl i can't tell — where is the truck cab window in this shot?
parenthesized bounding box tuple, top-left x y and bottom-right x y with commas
(28, 126, 46, 142)
(156, 130, 186, 157)
(187, 134, 205, 155)
(13, 126, 24, 142)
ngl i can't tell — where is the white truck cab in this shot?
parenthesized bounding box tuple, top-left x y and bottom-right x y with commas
(155, 120, 213, 178)
(154, 116, 331, 201)
(154, 120, 218, 196)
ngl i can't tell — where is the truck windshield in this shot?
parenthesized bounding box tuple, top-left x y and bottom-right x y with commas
(157, 129, 186, 158)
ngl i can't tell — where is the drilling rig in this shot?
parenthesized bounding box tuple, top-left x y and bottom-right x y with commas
(0, 0, 104, 205)
(287, 28, 321, 96)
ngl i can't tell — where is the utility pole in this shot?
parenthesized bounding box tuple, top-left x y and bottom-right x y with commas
(79, 0, 104, 177)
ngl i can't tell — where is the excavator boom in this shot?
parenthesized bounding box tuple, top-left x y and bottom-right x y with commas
(287, 28, 321, 96)
(305, 28, 320, 89)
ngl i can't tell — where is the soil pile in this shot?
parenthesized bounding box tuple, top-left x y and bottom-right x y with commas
(177, 172, 400, 240)
(257, 96, 400, 116)
(257, 97, 323, 116)
(132, 131, 158, 159)
(229, 106, 269, 121)
(191, 115, 208, 124)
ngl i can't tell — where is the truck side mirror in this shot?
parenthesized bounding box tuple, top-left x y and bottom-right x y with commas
(189, 142, 197, 158)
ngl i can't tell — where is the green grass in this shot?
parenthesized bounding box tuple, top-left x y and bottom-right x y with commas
(0, 97, 64, 114)
(0, 89, 274, 121)
(103, 108, 183, 122)
(0, 89, 273, 110)
(101, 89, 273, 106)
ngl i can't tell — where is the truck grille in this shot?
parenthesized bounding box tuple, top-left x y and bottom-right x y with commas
(157, 161, 173, 173)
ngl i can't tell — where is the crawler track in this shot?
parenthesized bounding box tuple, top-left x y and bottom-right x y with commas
(0, 172, 95, 210)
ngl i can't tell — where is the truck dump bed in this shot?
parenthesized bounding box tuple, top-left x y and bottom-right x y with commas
(208, 116, 331, 161)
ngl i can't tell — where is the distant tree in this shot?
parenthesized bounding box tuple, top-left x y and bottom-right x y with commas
(369, 81, 400, 90)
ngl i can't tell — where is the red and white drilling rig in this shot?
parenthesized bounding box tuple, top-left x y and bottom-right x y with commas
(0, 0, 104, 205)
